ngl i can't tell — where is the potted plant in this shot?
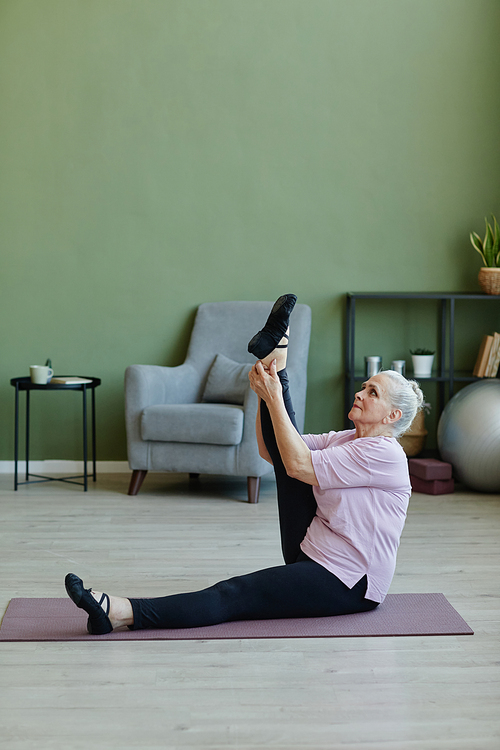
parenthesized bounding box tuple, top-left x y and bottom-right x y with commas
(470, 215, 500, 295)
(410, 348, 435, 378)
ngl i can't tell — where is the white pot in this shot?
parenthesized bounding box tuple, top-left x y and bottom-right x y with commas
(412, 354, 434, 378)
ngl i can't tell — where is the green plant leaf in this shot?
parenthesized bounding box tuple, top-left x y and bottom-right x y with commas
(492, 215, 499, 243)
(484, 218, 494, 249)
(470, 231, 483, 251)
(410, 348, 435, 355)
(492, 215, 500, 267)
(470, 231, 487, 265)
(483, 218, 496, 266)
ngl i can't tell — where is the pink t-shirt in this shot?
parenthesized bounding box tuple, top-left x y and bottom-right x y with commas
(300, 429, 411, 603)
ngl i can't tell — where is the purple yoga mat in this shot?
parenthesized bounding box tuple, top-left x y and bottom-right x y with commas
(0, 593, 473, 641)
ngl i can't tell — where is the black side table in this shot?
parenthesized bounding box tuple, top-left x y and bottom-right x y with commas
(10, 376, 101, 491)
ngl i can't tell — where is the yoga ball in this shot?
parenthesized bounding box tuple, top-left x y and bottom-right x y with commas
(437, 379, 500, 493)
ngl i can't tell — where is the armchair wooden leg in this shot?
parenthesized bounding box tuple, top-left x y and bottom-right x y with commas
(128, 469, 148, 496)
(247, 476, 260, 504)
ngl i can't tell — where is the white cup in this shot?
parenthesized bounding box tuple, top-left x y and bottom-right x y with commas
(30, 365, 54, 385)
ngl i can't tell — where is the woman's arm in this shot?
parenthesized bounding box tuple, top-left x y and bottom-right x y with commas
(249, 361, 319, 486)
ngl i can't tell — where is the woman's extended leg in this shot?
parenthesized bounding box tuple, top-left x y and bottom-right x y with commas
(128, 563, 376, 630)
(67, 560, 378, 633)
(259, 367, 318, 564)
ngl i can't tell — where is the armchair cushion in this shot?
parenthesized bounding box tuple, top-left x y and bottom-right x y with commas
(141, 403, 245, 445)
(201, 353, 252, 405)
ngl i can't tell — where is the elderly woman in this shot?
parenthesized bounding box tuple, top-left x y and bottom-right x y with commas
(65, 295, 424, 635)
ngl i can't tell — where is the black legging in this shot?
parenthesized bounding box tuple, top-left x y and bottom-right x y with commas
(129, 370, 378, 630)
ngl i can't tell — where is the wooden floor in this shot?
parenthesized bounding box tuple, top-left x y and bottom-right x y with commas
(0, 471, 499, 750)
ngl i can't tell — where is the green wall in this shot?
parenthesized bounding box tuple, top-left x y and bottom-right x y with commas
(1, 0, 500, 460)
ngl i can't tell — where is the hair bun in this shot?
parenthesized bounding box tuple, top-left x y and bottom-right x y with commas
(410, 380, 425, 409)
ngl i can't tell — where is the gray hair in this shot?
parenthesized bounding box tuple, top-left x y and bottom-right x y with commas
(380, 370, 425, 438)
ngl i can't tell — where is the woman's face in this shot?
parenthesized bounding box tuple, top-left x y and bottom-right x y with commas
(348, 374, 396, 432)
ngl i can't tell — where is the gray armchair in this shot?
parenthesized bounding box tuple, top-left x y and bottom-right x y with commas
(125, 301, 311, 503)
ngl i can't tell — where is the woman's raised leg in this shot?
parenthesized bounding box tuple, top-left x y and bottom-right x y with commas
(259, 372, 318, 564)
(248, 295, 318, 564)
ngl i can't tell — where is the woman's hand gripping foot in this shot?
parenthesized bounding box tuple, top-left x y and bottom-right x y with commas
(249, 359, 283, 405)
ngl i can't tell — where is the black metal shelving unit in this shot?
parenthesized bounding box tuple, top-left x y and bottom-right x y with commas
(344, 292, 500, 428)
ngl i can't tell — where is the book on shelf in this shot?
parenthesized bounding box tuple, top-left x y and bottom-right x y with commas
(50, 376, 93, 385)
(473, 335, 494, 377)
(485, 332, 500, 378)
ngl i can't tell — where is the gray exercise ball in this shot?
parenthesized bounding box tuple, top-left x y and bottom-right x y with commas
(437, 379, 500, 493)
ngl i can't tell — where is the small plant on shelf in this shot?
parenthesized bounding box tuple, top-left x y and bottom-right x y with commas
(470, 215, 500, 267)
(470, 215, 500, 295)
(410, 349, 435, 379)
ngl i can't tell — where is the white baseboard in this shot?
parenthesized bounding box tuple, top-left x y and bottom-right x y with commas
(0, 460, 130, 474)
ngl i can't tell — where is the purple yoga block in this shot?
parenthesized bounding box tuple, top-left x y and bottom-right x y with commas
(410, 475, 455, 495)
(408, 458, 452, 481)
